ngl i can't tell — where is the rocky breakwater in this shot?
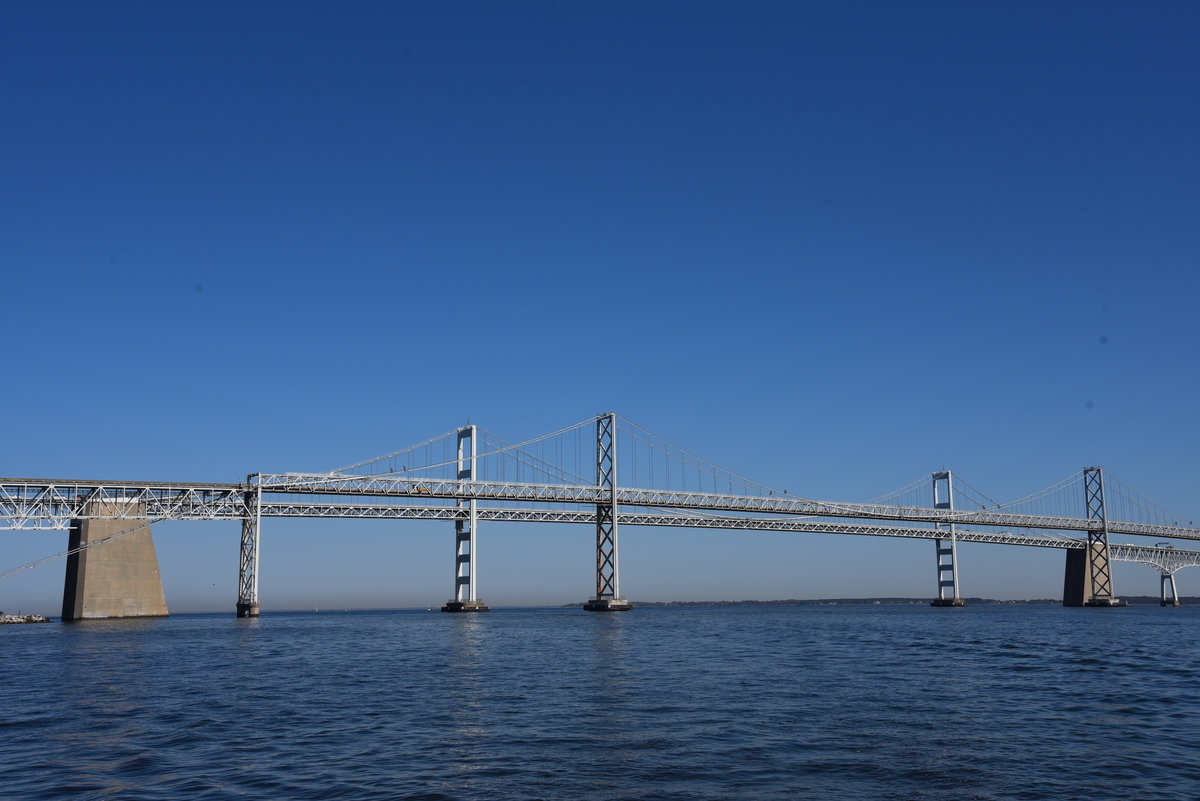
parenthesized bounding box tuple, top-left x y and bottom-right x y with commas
(0, 611, 51, 624)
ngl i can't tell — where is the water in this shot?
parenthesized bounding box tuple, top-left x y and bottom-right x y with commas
(3, 605, 1199, 800)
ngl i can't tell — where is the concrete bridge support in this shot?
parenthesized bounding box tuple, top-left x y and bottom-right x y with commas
(444, 425, 488, 612)
(584, 412, 632, 611)
(1062, 548, 1091, 606)
(1161, 572, 1180, 606)
(62, 501, 168, 621)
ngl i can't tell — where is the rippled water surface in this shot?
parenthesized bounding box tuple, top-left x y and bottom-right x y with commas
(4, 605, 1199, 800)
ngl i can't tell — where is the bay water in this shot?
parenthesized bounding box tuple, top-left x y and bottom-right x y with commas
(3, 605, 1198, 800)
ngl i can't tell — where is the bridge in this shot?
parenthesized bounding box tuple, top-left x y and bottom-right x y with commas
(3, 413, 1198, 617)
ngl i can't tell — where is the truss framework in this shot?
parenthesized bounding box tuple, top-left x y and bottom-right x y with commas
(3, 476, 1200, 542)
(236, 487, 261, 617)
(4, 495, 1199, 578)
(0, 481, 243, 529)
(8, 413, 1197, 612)
(1083, 467, 1116, 603)
(1108, 543, 1198, 574)
(245, 476, 1200, 540)
(592, 413, 621, 603)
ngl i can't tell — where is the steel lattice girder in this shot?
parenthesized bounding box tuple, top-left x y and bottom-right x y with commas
(2, 492, 1198, 574)
(595, 504, 618, 597)
(1082, 467, 1115, 598)
(237, 489, 261, 606)
(5, 476, 1200, 541)
(248, 474, 1200, 541)
(253, 504, 1200, 574)
(0, 481, 244, 529)
(1107, 544, 1196, 574)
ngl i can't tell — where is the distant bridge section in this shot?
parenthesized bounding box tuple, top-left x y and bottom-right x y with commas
(251, 473, 1200, 542)
(2, 413, 1198, 613)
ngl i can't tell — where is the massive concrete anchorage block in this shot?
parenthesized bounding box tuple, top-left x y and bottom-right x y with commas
(62, 501, 168, 621)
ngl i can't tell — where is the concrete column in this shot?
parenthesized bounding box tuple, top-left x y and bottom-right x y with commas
(1161, 573, 1181, 607)
(1062, 548, 1091, 607)
(62, 502, 168, 621)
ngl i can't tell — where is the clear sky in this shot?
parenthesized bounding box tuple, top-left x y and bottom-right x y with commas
(2, 1, 1198, 614)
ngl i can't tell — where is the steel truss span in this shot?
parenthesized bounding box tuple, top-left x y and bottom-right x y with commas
(250, 473, 1200, 540)
(7, 414, 1199, 616)
(5, 475, 1199, 542)
(253, 503, 1200, 572)
(249, 505, 1200, 573)
(3, 490, 1198, 575)
(0, 481, 243, 529)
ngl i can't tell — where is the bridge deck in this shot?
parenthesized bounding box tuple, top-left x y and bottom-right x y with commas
(4, 476, 1198, 542)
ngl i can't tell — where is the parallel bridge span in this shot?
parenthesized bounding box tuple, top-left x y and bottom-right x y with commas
(3, 413, 1198, 614)
(5, 477, 1198, 542)
(254, 474, 1200, 542)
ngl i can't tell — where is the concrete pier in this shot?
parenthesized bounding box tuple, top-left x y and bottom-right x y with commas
(1161, 572, 1181, 606)
(1063, 548, 1127, 607)
(1062, 549, 1090, 607)
(582, 598, 633, 611)
(442, 600, 489, 612)
(62, 504, 168, 621)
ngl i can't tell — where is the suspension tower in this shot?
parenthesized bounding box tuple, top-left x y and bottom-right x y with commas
(443, 425, 488, 612)
(583, 412, 633, 611)
(929, 471, 966, 607)
(1064, 467, 1126, 607)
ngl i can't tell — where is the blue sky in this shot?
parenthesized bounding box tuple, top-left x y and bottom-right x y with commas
(2, 1, 1198, 613)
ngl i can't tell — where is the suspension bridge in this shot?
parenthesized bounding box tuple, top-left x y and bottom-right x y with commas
(2, 413, 1198, 618)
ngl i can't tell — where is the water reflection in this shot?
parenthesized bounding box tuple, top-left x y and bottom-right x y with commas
(582, 613, 633, 761)
(53, 618, 161, 797)
(62, 616, 162, 634)
(440, 614, 488, 790)
(447, 614, 486, 731)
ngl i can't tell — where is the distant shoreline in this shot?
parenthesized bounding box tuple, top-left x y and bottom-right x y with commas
(16, 598, 1191, 618)
(563, 596, 1195, 607)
